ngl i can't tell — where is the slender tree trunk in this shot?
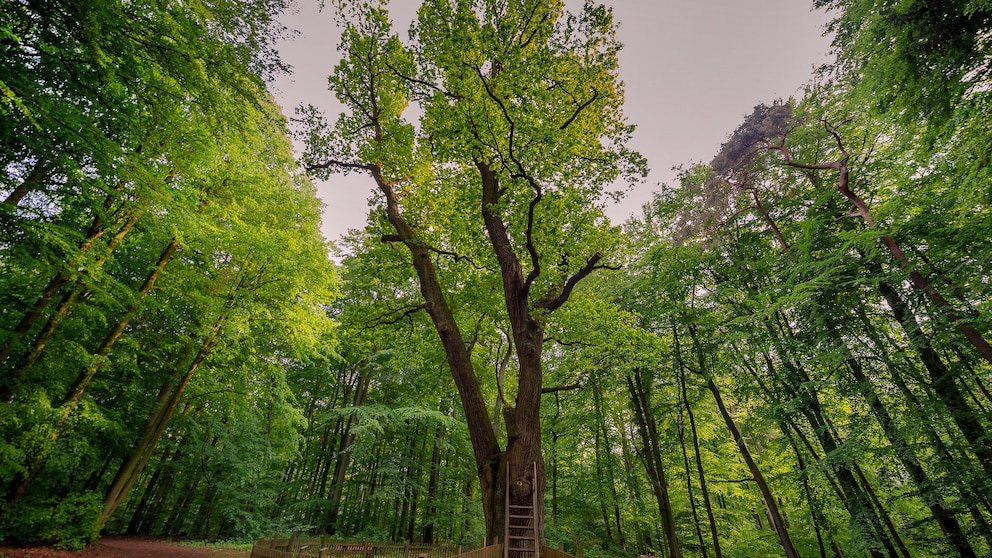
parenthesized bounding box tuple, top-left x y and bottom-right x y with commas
(705, 376, 799, 558)
(851, 464, 912, 558)
(123, 446, 172, 534)
(4, 239, 178, 510)
(782, 426, 831, 558)
(845, 354, 977, 557)
(762, 312, 899, 558)
(676, 405, 709, 558)
(11, 210, 144, 388)
(593, 384, 625, 549)
(98, 312, 223, 527)
(627, 370, 682, 558)
(322, 366, 371, 534)
(0, 193, 117, 377)
(677, 366, 722, 558)
(677, 327, 725, 558)
(874, 275, 992, 479)
(594, 421, 616, 546)
(422, 421, 445, 543)
(855, 298, 992, 546)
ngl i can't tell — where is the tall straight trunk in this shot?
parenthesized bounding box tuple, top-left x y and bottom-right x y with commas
(422, 422, 445, 543)
(705, 376, 799, 558)
(594, 421, 616, 546)
(774, 355, 897, 558)
(763, 311, 899, 558)
(549, 392, 564, 529)
(122, 446, 172, 534)
(873, 276, 992, 479)
(676, 406, 709, 558)
(0, 193, 119, 382)
(677, 365, 721, 558)
(322, 366, 371, 534)
(627, 370, 682, 558)
(845, 353, 977, 557)
(854, 298, 992, 547)
(782, 426, 831, 558)
(60, 239, 178, 417)
(404, 424, 427, 542)
(677, 327, 724, 558)
(851, 464, 911, 558)
(98, 312, 223, 527)
(10, 210, 144, 389)
(592, 384, 625, 549)
(4, 239, 179, 510)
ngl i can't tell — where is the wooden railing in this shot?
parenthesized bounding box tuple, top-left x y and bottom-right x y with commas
(251, 537, 468, 558)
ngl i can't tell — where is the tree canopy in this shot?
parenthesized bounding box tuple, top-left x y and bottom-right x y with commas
(2, 1, 992, 557)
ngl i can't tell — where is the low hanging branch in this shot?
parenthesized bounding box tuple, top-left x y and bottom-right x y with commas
(541, 384, 582, 394)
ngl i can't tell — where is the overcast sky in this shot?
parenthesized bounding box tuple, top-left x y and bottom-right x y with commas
(271, 1, 834, 245)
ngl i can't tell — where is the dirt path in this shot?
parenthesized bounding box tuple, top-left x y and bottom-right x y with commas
(0, 536, 250, 558)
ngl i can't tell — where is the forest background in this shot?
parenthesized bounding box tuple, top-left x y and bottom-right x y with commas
(2, 1, 992, 558)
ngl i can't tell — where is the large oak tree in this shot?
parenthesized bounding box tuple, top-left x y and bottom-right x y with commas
(299, 0, 644, 544)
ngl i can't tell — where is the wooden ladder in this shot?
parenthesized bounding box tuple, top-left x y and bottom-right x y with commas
(504, 461, 539, 558)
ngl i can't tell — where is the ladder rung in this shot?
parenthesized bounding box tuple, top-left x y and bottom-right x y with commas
(508, 548, 537, 552)
(509, 514, 532, 519)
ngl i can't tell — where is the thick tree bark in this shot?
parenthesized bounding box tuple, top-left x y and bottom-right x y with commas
(369, 164, 504, 540)
(478, 159, 548, 546)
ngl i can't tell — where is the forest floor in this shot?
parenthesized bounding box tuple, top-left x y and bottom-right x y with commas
(0, 536, 250, 558)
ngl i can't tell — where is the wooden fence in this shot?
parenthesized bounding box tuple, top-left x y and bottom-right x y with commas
(540, 546, 578, 558)
(251, 537, 468, 558)
(251, 538, 577, 558)
(449, 544, 502, 558)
